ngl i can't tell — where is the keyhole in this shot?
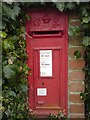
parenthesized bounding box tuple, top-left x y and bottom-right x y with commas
(42, 82, 44, 86)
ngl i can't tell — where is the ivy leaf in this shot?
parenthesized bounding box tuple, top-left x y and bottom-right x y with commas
(2, 3, 20, 20)
(80, 92, 87, 100)
(83, 36, 90, 46)
(3, 65, 15, 79)
(68, 26, 80, 37)
(68, 26, 75, 36)
(82, 8, 87, 16)
(8, 36, 19, 44)
(3, 39, 15, 51)
(21, 85, 28, 93)
(9, 57, 17, 63)
(2, 3, 13, 18)
(66, 3, 76, 10)
(82, 16, 90, 23)
(0, 31, 7, 38)
(56, 3, 65, 12)
(8, 90, 16, 97)
(74, 50, 81, 59)
(12, 5, 20, 19)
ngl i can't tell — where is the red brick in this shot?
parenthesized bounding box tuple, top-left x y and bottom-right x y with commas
(70, 20, 81, 26)
(69, 94, 83, 103)
(70, 114, 85, 119)
(69, 11, 79, 19)
(70, 104, 85, 113)
(69, 47, 85, 58)
(70, 71, 85, 81)
(69, 83, 84, 92)
(69, 59, 85, 70)
(69, 33, 84, 46)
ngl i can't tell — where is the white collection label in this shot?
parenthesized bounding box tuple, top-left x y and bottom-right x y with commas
(40, 50, 52, 77)
(37, 88, 47, 96)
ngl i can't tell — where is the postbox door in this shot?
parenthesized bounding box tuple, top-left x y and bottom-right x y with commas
(27, 35, 68, 115)
(34, 49, 61, 109)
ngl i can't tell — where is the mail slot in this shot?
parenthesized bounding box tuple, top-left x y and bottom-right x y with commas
(26, 8, 68, 117)
(29, 29, 64, 37)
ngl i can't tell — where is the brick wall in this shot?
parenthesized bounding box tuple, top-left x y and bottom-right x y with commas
(68, 12, 85, 118)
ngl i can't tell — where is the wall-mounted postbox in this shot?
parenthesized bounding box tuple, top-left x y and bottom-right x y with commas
(26, 8, 68, 117)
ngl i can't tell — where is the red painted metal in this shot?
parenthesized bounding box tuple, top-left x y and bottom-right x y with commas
(26, 8, 68, 117)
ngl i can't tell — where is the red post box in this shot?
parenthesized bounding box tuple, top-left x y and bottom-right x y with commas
(26, 8, 68, 117)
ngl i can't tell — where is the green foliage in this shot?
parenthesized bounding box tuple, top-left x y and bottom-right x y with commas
(49, 109, 69, 120)
(79, 3, 90, 119)
(2, 2, 31, 119)
(65, 2, 78, 10)
(83, 36, 90, 47)
(0, 31, 7, 38)
(55, 2, 79, 12)
(74, 50, 81, 59)
(82, 16, 90, 23)
(3, 65, 16, 79)
(2, 2, 20, 20)
(55, 2, 65, 12)
(68, 26, 80, 37)
(1, 1, 90, 119)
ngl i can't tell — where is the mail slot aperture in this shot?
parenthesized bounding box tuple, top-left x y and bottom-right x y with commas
(30, 30, 63, 37)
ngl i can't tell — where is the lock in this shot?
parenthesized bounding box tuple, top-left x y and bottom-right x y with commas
(37, 101, 45, 105)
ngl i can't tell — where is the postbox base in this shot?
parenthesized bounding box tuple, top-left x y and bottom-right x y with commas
(33, 109, 62, 119)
